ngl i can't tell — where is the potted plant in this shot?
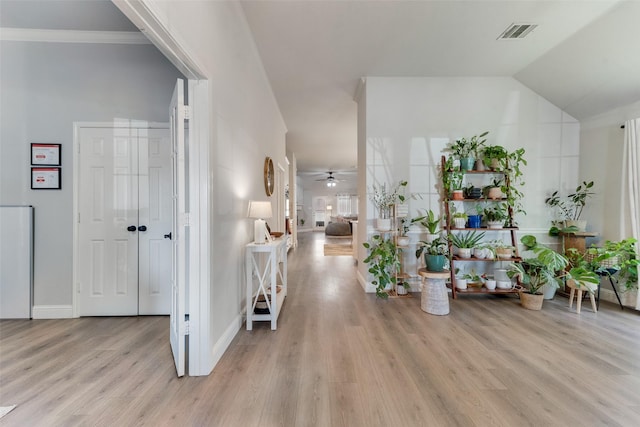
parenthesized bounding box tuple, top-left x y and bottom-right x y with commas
(482, 145, 508, 170)
(415, 209, 441, 243)
(451, 211, 468, 229)
(363, 234, 401, 299)
(474, 241, 497, 260)
(416, 237, 449, 272)
(466, 204, 483, 228)
(447, 131, 488, 171)
(545, 181, 594, 232)
(507, 235, 599, 310)
(441, 159, 464, 199)
(450, 230, 485, 259)
(484, 177, 504, 200)
(483, 204, 508, 229)
(498, 148, 527, 227)
(494, 241, 515, 259)
(369, 180, 408, 231)
(577, 238, 638, 304)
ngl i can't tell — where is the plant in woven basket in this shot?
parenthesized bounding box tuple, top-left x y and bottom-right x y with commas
(508, 235, 599, 296)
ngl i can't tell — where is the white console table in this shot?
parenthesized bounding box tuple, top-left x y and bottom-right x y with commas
(245, 237, 288, 330)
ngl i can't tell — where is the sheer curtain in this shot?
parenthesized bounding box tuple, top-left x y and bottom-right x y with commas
(620, 118, 640, 309)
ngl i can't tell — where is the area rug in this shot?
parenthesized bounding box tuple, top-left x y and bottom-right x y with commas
(0, 405, 16, 419)
(324, 242, 353, 256)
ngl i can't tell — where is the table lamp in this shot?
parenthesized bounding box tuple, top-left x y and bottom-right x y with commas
(248, 200, 273, 244)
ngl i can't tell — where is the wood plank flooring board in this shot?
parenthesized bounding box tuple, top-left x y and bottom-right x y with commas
(2, 231, 640, 426)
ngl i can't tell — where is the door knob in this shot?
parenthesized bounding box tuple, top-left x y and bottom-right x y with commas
(127, 225, 137, 232)
(164, 232, 172, 240)
(138, 225, 147, 232)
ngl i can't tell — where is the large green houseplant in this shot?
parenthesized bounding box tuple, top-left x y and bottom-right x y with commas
(545, 181, 595, 233)
(363, 234, 402, 299)
(507, 235, 599, 310)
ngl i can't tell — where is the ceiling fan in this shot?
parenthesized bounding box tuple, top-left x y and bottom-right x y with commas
(316, 171, 339, 187)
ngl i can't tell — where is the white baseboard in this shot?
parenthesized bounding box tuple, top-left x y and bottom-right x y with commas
(599, 288, 639, 310)
(208, 314, 242, 374)
(32, 305, 73, 319)
(356, 270, 376, 293)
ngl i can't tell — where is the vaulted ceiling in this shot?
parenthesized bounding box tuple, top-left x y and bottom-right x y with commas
(240, 0, 640, 179)
(3, 0, 639, 191)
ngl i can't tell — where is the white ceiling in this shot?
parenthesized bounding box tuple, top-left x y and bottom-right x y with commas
(241, 0, 640, 190)
(3, 0, 639, 192)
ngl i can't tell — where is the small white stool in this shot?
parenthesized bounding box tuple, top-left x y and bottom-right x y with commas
(418, 268, 450, 316)
(566, 279, 598, 314)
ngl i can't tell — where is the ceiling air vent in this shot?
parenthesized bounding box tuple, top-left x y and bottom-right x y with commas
(498, 23, 538, 40)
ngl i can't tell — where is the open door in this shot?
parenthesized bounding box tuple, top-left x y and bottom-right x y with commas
(170, 78, 187, 377)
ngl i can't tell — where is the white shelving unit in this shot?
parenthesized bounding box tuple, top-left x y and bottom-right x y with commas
(245, 237, 288, 330)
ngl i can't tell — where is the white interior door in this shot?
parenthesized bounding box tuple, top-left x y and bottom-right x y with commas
(170, 78, 187, 377)
(138, 129, 173, 315)
(78, 126, 172, 316)
(78, 127, 140, 316)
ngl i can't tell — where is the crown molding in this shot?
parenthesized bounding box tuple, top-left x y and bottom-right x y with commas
(0, 27, 150, 44)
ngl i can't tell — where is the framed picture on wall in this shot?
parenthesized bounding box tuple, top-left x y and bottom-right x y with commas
(31, 143, 61, 166)
(31, 167, 61, 190)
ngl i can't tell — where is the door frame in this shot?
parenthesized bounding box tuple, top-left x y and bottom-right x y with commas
(72, 121, 170, 315)
(110, 0, 212, 376)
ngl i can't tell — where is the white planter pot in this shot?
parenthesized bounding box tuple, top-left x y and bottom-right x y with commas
(494, 268, 509, 282)
(397, 284, 408, 295)
(377, 218, 391, 231)
(456, 278, 468, 290)
(542, 283, 557, 300)
(485, 280, 497, 290)
(496, 280, 512, 290)
(457, 248, 472, 259)
(565, 220, 587, 232)
(424, 233, 440, 244)
(453, 218, 466, 228)
(396, 236, 410, 247)
(487, 221, 504, 229)
(474, 248, 491, 259)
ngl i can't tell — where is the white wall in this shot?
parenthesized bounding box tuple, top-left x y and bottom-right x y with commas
(0, 41, 184, 307)
(358, 77, 581, 288)
(580, 100, 640, 243)
(142, 1, 287, 372)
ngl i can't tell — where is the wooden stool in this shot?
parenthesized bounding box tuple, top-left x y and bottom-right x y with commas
(566, 279, 598, 314)
(418, 268, 450, 316)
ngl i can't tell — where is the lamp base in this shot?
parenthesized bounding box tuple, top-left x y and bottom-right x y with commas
(254, 219, 267, 244)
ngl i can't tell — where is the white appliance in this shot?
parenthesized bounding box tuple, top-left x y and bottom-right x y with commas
(0, 206, 33, 318)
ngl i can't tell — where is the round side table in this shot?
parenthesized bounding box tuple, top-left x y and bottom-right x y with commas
(418, 268, 450, 315)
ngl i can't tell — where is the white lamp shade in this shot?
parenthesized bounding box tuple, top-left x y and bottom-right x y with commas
(326, 205, 332, 210)
(248, 201, 272, 219)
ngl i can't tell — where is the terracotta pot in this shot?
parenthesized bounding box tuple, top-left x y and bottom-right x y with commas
(452, 190, 464, 200)
(519, 291, 544, 310)
(488, 187, 502, 200)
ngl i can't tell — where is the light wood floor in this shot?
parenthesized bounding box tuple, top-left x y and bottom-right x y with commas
(2, 232, 640, 426)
